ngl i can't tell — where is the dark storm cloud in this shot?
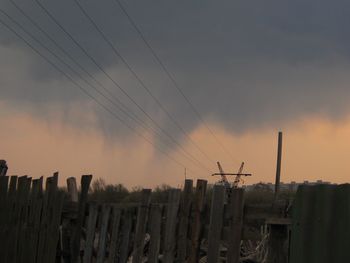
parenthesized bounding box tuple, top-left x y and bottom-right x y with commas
(1, 0, 350, 142)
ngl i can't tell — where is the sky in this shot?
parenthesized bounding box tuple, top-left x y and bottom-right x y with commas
(1, 0, 350, 188)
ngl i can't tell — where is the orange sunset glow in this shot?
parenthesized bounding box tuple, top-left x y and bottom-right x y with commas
(2, 103, 350, 187)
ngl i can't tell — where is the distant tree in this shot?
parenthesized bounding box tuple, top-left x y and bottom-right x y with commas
(151, 184, 172, 203)
(121, 186, 143, 203)
(89, 178, 129, 203)
(245, 182, 274, 204)
(91, 178, 106, 192)
(252, 182, 273, 193)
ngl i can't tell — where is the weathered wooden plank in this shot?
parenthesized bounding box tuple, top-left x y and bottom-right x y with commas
(119, 210, 133, 263)
(67, 177, 79, 203)
(132, 189, 152, 263)
(60, 177, 78, 263)
(176, 179, 193, 262)
(7, 175, 28, 263)
(2, 176, 18, 262)
(96, 205, 111, 263)
(83, 203, 99, 263)
(27, 177, 44, 263)
(107, 206, 121, 263)
(226, 188, 244, 263)
(204, 225, 262, 242)
(163, 189, 181, 262)
(267, 224, 289, 263)
(207, 185, 225, 263)
(71, 175, 92, 263)
(47, 190, 65, 263)
(37, 174, 58, 263)
(8, 175, 18, 196)
(43, 173, 60, 262)
(0, 175, 9, 259)
(243, 203, 287, 220)
(18, 176, 32, 263)
(0, 175, 8, 206)
(148, 204, 162, 263)
(188, 179, 207, 263)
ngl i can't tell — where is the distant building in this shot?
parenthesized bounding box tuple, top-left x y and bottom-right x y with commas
(243, 180, 334, 192)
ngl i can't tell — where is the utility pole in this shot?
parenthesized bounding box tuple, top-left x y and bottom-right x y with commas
(274, 131, 283, 199)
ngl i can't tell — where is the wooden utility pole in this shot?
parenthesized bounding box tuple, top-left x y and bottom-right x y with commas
(274, 131, 283, 198)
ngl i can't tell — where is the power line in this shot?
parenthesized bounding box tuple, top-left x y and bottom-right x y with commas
(72, 0, 216, 165)
(3, 4, 211, 173)
(9, 0, 166, 144)
(32, 0, 213, 172)
(114, 0, 240, 164)
(0, 14, 204, 177)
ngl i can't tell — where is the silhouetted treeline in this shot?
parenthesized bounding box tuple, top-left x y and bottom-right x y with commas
(87, 178, 296, 204)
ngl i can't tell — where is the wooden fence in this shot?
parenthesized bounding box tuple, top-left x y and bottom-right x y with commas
(0, 174, 290, 263)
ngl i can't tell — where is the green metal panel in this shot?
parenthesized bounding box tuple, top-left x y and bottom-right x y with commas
(290, 184, 350, 263)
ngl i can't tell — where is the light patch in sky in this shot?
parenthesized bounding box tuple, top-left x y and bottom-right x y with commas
(1, 104, 350, 187)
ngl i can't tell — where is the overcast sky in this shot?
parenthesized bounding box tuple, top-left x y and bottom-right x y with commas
(1, 0, 350, 187)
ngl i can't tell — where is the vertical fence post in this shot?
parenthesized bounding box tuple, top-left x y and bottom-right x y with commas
(27, 177, 43, 263)
(0, 175, 9, 262)
(96, 205, 111, 263)
(71, 175, 92, 263)
(176, 179, 193, 262)
(188, 179, 207, 263)
(83, 203, 98, 263)
(148, 204, 163, 263)
(107, 206, 121, 263)
(67, 177, 79, 203)
(3, 176, 18, 262)
(227, 188, 244, 263)
(61, 177, 79, 263)
(132, 189, 152, 263)
(207, 185, 225, 263)
(163, 189, 181, 262)
(267, 224, 289, 263)
(17, 176, 32, 263)
(119, 209, 133, 263)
